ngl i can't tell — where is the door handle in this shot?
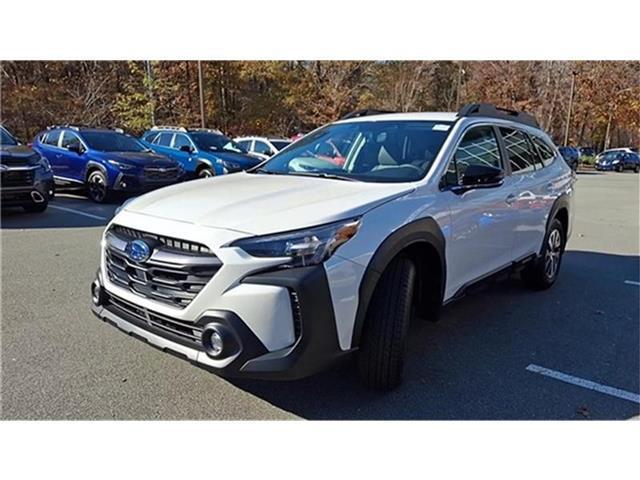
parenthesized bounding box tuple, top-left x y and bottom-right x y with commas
(505, 193, 517, 205)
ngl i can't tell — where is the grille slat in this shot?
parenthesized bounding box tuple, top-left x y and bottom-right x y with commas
(105, 225, 220, 308)
(144, 166, 181, 181)
(1, 169, 35, 188)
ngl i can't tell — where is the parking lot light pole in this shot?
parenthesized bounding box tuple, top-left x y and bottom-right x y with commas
(198, 61, 206, 128)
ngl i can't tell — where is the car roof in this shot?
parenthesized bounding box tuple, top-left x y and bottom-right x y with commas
(335, 111, 459, 124)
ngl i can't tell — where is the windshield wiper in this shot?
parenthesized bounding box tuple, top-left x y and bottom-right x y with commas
(287, 171, 360, 182)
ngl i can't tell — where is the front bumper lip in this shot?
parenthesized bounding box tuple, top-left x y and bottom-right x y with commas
(92, 265, 352, 380)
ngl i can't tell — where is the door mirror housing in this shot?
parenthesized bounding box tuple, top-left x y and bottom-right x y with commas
(179, 145, 194, 153)
(461, 164, 504, 188)
(68, 142, 84, 154)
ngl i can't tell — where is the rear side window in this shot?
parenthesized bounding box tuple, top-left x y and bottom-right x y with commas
(531, 135, 556, 167)
(443, 126, 503, 186)
(143, 132, 158, 143)
(44, 130, 61, 146)
(238, 139, 252, 150)
(155, 132, 174, 146)
(500, 128, 537, 174)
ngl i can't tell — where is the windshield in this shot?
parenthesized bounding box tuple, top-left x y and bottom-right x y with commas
(0, 127, 18, 146)
(81, 131, 147, 152)
(271, 140, 291, 151)
(189, 132, 247, 154)
(257, 120, 452, 183)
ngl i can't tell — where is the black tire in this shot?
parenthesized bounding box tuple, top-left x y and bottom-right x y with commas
(86, 169, 110, 203)
(197, 167, 215, 178)
(634, 164, 639, 173)
(23, 201, 48, 213)
(357, 257, 416, 391)
(522, 218, 565, 290)
(616, 164, 623, 173)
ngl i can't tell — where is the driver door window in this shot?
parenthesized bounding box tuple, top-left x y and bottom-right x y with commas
(254, 140, 272, 155)
(60, 131, 81, 150)
(173, 134, 193, 151)
(443, 126, 503, 187)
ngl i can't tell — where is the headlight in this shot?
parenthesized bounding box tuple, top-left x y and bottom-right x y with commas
(222, 160, 241, 171)
(108, 159, 135, 170)
(230, 218, 361, 268)
(38, 155, 51, 172)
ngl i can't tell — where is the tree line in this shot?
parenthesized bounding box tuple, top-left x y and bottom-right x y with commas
(1, 61, 638, 150)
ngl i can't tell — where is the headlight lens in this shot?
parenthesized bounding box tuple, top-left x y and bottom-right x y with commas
(222, 160, 240, 171)
(108, 159, 135, 170)
(230, 218, 361, 268)
(38, 155, 51, 172)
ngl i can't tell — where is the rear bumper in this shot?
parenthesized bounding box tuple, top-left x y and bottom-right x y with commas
(91, 265, 351, 380)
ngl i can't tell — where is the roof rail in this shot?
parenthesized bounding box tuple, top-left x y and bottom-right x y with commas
(150, 125, 188, 132)
(188, 127, 223, 135)
(340, 109, 396, 120)
(46, 124, 124, 132)
(457, 103, 539, 128)
(47, 124, 80, 131)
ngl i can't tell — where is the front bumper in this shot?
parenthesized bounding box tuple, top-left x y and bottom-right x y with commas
(91, 265, 351, 380)
(111, 172, 184, 192)
(0, 166, 55, 206)
(595, 163, 617, 171)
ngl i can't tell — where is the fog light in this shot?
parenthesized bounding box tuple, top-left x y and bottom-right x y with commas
(209, 330, 224, 356)
(91, 278, 103, 306)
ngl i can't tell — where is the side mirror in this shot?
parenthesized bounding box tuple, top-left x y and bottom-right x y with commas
(68, 142, 84, 154)
(459, 164, 504, 189)
(179, 145, 194, 153)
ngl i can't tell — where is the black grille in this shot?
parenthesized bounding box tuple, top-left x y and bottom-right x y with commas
(144, 166, 181, 181)
(105, 225, 221, 308)
(290, 290, 303, 339)
(106, 291, 203, 349)
(1, 168, 35, 188)
(110, 225, 211, 254)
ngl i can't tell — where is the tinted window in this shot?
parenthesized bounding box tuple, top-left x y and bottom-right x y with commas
(271, 140, 291, 151)
(238, 139, 252, 150)
(156, 132, 174, 147)
(44, 130, 61, 146)
(143, 132, 158, 143)
(0, 127, 18, 145)
(260, 121, 452, 183)
(444, 126, 502, 186)
(500, 128, 537, 173)
(253, 140, 272, 155)
(173, 134, 193, 150)
(81, 131, 147, 152)
(531, 135, 555, 167)
(60, 131, 81, 149)
(189, 132, 247, 153)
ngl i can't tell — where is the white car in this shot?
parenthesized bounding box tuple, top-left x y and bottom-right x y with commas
(91, 104, 575, 390)
(234, 136, 292, 160)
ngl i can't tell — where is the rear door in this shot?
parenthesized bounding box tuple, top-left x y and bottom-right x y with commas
(149, 132, 175, 158)
(441, 125, 518, 295)
(500, 128, 555, 260)
(37, 129, 64, 176)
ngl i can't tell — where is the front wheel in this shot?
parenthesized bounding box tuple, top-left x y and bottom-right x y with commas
(522, 218, 565, 290)
(357, 257, 416, 391)
(616, 164, 624, 173)
(197, 167, 215, 178)
(634, 165, 639, 173)
(86, 170, 110, 203)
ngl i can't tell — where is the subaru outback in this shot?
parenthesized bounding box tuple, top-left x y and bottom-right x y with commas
(92, 104, 575, 390)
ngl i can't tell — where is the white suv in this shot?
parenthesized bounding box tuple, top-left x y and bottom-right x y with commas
(91, 104, 575, 390)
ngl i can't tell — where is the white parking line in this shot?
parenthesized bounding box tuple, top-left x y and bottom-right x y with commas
(526, 364, 640, 404)
(49, 205, 107, 221)
(624, 280, 640, 286)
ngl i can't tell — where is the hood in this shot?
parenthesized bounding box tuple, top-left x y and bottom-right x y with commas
(0, 144, 40, 165)
(200, 150, 261, 167)
(124, 172, 414, 235)
(91, 150, 177, 167)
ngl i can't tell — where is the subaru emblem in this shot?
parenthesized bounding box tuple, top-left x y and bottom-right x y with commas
(125, 239, 152, 263)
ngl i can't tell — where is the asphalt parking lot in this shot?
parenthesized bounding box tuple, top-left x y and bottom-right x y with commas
(1, 172, 639, 420)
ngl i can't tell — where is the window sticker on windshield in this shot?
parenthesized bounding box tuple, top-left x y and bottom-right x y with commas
(433, 124, 450, 132)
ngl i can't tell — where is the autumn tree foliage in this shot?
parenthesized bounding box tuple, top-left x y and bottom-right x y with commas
(1, 60, 638, 150)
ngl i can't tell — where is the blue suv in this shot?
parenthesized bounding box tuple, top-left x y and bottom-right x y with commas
(140, 127, 262, 178)
(33, 126, 184, 203)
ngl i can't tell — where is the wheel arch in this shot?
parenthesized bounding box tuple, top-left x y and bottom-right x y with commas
(546, 193, 571, 251)
(350, 217, 446, 349)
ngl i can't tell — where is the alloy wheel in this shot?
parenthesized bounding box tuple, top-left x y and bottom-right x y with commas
(88, 173, 106, 202)
(544, 228, 562, 280)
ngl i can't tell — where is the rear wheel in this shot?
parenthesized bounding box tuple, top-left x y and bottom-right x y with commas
(522, 218, 565, 290)
(357, 257, 416, 391)
(86, 170, 110, 203)
(634, 164, 639, 173)
(616, 164, 624, 172)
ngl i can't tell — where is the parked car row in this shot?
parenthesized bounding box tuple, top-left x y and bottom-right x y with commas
(1, 124, 290, 209)
(557, 145, 639, 173)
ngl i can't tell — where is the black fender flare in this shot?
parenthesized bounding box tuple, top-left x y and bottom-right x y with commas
(195, 158, 216, 174)
(84, 160, 108, 181)
(350, 217, 446, 349)
(543, 193, 571, 253)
